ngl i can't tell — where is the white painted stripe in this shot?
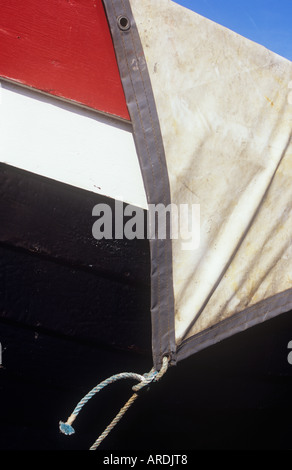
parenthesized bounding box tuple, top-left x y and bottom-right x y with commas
(0, 80, 147, 209)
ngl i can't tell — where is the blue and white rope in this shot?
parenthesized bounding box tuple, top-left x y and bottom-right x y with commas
(59, 356, 169, 449)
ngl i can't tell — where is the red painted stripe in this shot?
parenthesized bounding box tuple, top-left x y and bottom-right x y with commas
(0, 0, 130, 120)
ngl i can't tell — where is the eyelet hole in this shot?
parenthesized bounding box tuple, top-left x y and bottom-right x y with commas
(117, 15, 130, 31)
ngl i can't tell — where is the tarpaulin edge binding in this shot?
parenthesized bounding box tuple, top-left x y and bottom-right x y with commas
(177, 288, 292, 363)
(102, 0, 176, 369)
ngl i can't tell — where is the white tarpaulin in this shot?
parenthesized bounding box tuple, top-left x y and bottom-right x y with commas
(106, 0, 292, 365)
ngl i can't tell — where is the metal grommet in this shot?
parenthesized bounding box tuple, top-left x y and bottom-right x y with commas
(117, 15, 130, 31)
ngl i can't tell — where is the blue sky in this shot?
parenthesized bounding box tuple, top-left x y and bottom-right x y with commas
(175, 0, 292, 61)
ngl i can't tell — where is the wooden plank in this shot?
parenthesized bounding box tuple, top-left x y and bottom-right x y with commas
(0, 0, 130, 120)
(0, 81, 147, 209)
(0, 163, 150, 287)
(0, 162, 151, 358)
(0, 243, 151, 354)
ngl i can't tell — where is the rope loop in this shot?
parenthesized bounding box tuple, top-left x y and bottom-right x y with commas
(59, 356, 169, 448)
(132, 356, 169, 392)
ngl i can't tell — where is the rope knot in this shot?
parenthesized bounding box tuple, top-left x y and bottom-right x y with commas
(59, 356, 169, 449)
(132, 356, 169, 392)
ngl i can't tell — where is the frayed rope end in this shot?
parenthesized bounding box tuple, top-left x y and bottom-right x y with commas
(59, 421, 75, 436)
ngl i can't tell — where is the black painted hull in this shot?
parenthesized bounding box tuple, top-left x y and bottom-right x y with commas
(1, 163, 292, 451)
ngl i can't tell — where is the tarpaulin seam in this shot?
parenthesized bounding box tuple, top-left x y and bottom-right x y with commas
(103, 0, 176, 368)
(118, 0, 163, 359)
(177, 288, 292, 362)
(181, 288, 292, 345)
(121, 0, 172, 362)
(106, 0, 161, 360)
